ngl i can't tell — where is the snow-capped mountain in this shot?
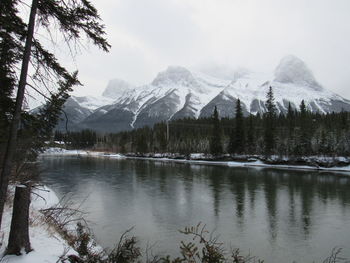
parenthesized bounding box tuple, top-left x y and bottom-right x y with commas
(200, 55, 350, 117)
(80, 66, 230, 132)
(67, 55, 350, 133)
(56, 95, 115, 130)
(56, 80, 134, 131)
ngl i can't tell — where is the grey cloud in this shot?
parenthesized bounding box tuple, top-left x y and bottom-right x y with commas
(68, 0, 350, 99)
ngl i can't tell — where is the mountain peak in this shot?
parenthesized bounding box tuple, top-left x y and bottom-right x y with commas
(152, 66, 198, 86)
(102, 79, 134, 99)
(274, 55, 322, 90)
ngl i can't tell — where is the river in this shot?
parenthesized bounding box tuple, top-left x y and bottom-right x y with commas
(39, 156, 350, 262)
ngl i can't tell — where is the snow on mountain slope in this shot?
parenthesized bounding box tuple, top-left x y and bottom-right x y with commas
(71, 95, 114, 111)
(81, 66, 230, 132)
(200, 55, 350, 118)
(76, 55, 350, 133)
(220, 70, 335, 114)
(55, 80, 132, 131)
(54, 95, 115, 131)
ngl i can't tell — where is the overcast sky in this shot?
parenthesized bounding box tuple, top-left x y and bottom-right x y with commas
(62, 0, 350, 99)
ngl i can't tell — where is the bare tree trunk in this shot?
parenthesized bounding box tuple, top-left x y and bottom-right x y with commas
(0, 0, 38, 229)
(6, 186, 32, 255)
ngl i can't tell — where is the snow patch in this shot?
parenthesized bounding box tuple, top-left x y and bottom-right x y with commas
(71, 95, 115, 111)
(41, 148, 125, 159)
(0, 187, 77, 263)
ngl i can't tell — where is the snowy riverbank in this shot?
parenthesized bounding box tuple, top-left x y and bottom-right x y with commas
(41, 148, 350, 173)
(124, 153, 350, 173)
(41, 147, 125, 159)
(0, 186, 78, 262)
(125, 156, 350, 173)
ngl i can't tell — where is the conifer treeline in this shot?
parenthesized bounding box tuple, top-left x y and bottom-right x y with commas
(55, 129, 99, 149)
(57, 88, 350, 157)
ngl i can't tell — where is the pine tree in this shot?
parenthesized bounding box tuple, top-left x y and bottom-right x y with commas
(286, 102, 295, 155)
(228, 99, 245, 154)
(136, 129, 149, 154)
(287, 102, 294, 120)
(0, 0, 39, 233)
(300, 100, 307, 117)
(0, 0, 110, 253)
(0, 0, 26, 144)
(265, 87, 277, 118)
(246, 114, 255, 154)
(210, 106, 223, 156)
(99, 109, 350, 159)
(298, 100, 312, 155)
(6, 74, 76, 255)
(264, 87, 277, 156)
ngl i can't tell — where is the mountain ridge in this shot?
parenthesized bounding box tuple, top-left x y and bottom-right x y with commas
(58, 55, 350, 132)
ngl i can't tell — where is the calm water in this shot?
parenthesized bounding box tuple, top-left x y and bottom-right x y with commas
(39, 156, 350, 262)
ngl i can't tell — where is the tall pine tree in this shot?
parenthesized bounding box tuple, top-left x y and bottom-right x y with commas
(264, 87, 277, 156)
(286, 102, 295, 155)
(228, 99, 245, 154)
(298, 99, 312, 155)
(246, 114, 255, 154)
(210, 106, 223, 156)
(0, 0, 110, 253)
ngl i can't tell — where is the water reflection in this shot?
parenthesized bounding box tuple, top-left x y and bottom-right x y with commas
(39, 157, 350, 263)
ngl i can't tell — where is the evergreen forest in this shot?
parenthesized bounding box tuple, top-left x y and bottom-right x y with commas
(55, 88, 350, 159)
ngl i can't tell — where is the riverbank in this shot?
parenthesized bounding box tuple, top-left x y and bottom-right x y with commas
(124, 154, 350, 173)
(0, 186, 78, 262)
(42, 148, 350, 173)
(42, 147, 125, 158)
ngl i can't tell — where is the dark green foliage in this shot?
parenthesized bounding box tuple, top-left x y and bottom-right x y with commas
(8, 74, 76, 168)
(0, 0, 26, 143)
(300, 100, 307, 116)
(0, 0, 110, 240)
(0, 0, 110, 164)
(246, 114, 255, 153)
(228, 99, 245, 154)
(264, 87, 277, 156)
(55, 129, 97, 149)
(91, 109, 350, 158)
(0, 0, 110, 144)
(56, 89, 350, 158)
(210, 106, 223, 156)
(135, 128, 149, 154)
(37, 0, 110, 52)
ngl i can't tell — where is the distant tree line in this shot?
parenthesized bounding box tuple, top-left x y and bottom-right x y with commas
(56, 87, 350, 158)
(55, 129, 99, 149)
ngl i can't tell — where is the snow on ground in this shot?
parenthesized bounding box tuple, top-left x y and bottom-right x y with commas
(126, 154, 350, 173)
(227, 159, 350, 172)
(0, 186, 77, 263)
(41, 147, 125, 159)
(42, 148, 350, 173)
(42, 147, 88, 156)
